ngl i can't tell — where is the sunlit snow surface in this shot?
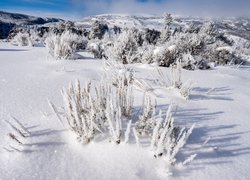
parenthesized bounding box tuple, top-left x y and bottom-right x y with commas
(0, 42, 250, 179)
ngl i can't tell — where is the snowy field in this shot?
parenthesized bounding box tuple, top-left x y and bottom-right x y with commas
(0, 42, 250, 179)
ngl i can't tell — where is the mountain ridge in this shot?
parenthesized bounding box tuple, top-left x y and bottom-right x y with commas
(0, 10, 63, 39)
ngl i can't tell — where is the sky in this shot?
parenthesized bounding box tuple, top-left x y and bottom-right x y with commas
(1, 0, 250, 20)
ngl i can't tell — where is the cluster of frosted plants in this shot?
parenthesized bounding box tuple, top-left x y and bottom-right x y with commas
(134, 61, 192, 100)
(53, 63, 195, 166)
(61, 63, 134, 144)
(45, 31, 85, 60)
(11, 32, 33, 47)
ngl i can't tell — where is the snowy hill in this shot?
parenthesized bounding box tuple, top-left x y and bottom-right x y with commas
(77, 14, 250, 40)
(0, 10, 63, 25)
(0, 11, 63, 39)
(1, 11, 250, 41)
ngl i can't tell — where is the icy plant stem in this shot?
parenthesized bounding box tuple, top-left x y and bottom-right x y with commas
(10, 116, 31, 136)
(133, 127, 140, 146)
(124, 120, 132, 143)
(47, 99, 65, 128)
(150, 119, 162, 150)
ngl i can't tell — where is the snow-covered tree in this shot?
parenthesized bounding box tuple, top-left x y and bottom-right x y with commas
(160, 13, 173, 43)
(163, 13, 173, 30)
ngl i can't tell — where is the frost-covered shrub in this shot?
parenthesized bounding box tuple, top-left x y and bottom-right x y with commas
(88, 34, 115, 59)
(113, 25, 121, 34)
(45, 31, 83, 60)
(154, 45, 179, 67)
(171, 32, 205, 56)
(144, 28, 160, 45)
(231, 36, 250, 61)
(11, 32, 33, 46)
(59, 76, 195, 161)
(150, 105, 195, 164)
(200, 21, 218, 44)
(36, 26, 50, 38)
(180, 53, 197, 71)
(51, 63, 196, 169)
(104, 61, 134, 117)
(105, 28, 140, 64)
(62, 80, 107, 143)
(170, 62, 183, 89)
(136, 95, 156, 135)
(154, 30, 206, 68)
(216, 34, 234, 46)
(213, 46, 242, 65)
(88, 42, 104, 59)
(195, 59, 211, 70)
(89, 20, 109, 40)
(61, 65, 134, 144)
(104, 61, 134, 87)
(185, 34, 205, 56)
(154, 63, 193, 99)
(138, 44, 155, 64)
(103, 14, 245, 69)
(180, 53, 210, 70)
(28, 28, 48, 46)
(185, 23, 201, 34)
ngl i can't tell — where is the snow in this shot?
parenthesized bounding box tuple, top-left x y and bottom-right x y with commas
(168, 45, 177, 52)
(1, 42, 250, 179)
(216, 46, 233, 52)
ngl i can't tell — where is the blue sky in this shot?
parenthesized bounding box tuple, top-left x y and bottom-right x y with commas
(1, 0, 250, 20)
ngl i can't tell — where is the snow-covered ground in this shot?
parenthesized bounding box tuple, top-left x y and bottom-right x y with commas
(0, 42, 250, 179)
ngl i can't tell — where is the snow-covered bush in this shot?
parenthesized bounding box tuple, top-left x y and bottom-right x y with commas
(185, 23, 200, 34)
(61, 64, 134, 144)
(102, 13, 245, 69)
(45, 31, 82, 60)
(139, 44, 155, 64)
(87, 31, 120, 59)
(11, 32, 33, 46)
(144, 28, 161, 45)
(210, 46, 243, 65)
(153, 30, 206, 68)
(200, 21, 218, 44)
(50, 62, 196, 170)
(151, 105, 195, 165)
(28, 28, 48, 46)
(113, 25, 121, 34)
(170, 62, 183, 89)
(154, 45, 179, 67)
(88, 42, 103, 59)
(89, 20, 109, 40)
(154, 63, 193, 99)
(180, 53, 196, 70)
(214, 47, 234, 65)
(105, 28, 141, 64)
(62, 80, 106, 143)
(104, 61, 134, 117)
(136, 95, 156, 135)
(58, 77, 195, 165)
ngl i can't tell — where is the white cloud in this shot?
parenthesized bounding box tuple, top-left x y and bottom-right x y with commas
(72, 0, 250, 17)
